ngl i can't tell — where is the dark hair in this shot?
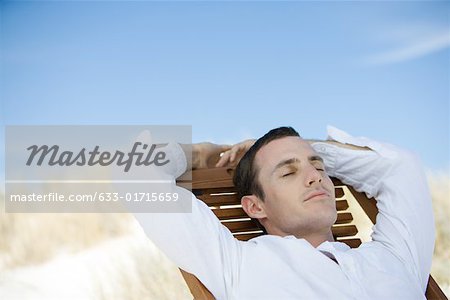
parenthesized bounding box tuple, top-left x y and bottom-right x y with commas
(233, 126, 300, 200)
(233, 126, 300, 233)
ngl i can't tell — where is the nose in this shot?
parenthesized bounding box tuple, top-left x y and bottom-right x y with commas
(305, 165, 322, 187)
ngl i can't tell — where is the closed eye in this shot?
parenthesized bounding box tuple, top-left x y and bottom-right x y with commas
(282, 172, 295, 177)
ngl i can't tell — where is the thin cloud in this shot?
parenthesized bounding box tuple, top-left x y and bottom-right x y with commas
(364, 29, 450, 66)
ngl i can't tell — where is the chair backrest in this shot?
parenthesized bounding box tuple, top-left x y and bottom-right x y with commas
(176, 167, 447, 300)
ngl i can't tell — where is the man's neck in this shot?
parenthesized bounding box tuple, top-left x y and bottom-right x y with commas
(300, 230, 335, 248)
(268, 226, 335, 248)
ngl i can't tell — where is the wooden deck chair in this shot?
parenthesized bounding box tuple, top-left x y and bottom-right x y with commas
(176, 167, 447, 300)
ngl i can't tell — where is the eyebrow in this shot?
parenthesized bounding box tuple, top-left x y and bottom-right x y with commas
(271, 155, 324, 174)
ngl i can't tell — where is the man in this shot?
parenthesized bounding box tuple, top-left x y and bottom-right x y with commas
(133, 126, 435, 299)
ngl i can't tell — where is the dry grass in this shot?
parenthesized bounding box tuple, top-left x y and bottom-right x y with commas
(0, 211, 132, 270)
(428, 171, 450, 297)
(0, 208, 191, 299)
(0, 172, 449, 298)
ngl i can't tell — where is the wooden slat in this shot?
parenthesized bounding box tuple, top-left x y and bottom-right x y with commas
(199, 193, 240, 206)
(335, 187, 344, 198)
(336, 200, 349, 211)
(191, 167, 235, 189)
(332, 178, 345, 186)
(335, 212, 353, 224)
(179, 269, 215, 299)
(212, 207, 248, 220)
(332, 225, 358, 237)
(177, 181, 192, 190)
(222, 220, 260, 233)
(194, 187, 237, 197)
(425, 276, 449, 300)
(349, 185, 378, 224)
(338, 238, 362, 248)
(234, 232, 264, 241)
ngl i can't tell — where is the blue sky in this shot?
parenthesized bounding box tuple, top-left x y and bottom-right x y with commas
(1, 1, 449, 177)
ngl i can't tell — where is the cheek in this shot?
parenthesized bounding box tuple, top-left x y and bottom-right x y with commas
(264, 188, 296, 215)
(265, 200, 298, 227)
(323, 176, 335, 195)
(329, 184, 336, 199)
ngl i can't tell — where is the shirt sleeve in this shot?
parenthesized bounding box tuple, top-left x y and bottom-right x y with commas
(132, 143, 241, 300)
(312, 126, 435, 292)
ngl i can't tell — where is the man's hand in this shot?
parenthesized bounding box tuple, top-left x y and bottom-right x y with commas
(215, 139, 256, 167)
(192, 143, 231, 169)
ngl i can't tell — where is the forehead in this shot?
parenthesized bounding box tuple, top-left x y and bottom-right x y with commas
(255, 136, 318, 171)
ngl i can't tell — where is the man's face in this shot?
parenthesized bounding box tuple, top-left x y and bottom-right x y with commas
(254, 136, 336, 238)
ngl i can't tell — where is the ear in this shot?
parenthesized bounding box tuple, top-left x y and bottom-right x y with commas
(241, 195, 267, 219)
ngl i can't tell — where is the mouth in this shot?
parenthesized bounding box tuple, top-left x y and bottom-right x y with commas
(304, 190, 329, 202)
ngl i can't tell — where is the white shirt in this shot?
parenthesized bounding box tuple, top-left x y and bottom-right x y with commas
(133, 126, 435, 300)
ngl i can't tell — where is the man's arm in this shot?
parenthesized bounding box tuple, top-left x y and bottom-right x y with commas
(311, 126, 435, 292)
(132, 142, 241, 300)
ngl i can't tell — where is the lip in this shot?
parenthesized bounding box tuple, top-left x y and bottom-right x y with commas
(304, 190, 329, 202)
